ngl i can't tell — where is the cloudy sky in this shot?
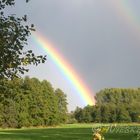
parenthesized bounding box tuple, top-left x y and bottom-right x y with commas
(9, 0, 140, 110)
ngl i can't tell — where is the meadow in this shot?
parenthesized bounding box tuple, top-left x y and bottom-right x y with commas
(0, 124, 139, 140)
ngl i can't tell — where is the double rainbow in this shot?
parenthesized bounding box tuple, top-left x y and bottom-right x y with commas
(31, 1, 139, 106)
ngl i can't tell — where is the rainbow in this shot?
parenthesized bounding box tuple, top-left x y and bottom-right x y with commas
(32, 33, 95, 106)
(109, 0, 140, 36)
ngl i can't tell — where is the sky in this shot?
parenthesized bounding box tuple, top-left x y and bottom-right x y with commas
(8, 0, 140, 111)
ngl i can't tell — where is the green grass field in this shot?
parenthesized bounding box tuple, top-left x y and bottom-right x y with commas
(0, 124, 139, 140)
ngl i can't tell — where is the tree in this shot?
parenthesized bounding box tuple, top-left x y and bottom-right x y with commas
(41, 80, 58, 125)
(0, 0, 46, 79)
(79, 105, 94, 123)
(128, 102, 140, 122)
(94, 105, 101, 123)
(116, 106, 131, 122)
(55, 89, 68, 123)
(74, 107, 83, 123)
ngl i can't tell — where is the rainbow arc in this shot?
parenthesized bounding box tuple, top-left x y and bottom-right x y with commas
(32, 33, 95, 106)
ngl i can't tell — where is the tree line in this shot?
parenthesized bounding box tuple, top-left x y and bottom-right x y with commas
(0, 77, 67, 128)
(72, 88, 140, 123)
(0, 77, 140, 128)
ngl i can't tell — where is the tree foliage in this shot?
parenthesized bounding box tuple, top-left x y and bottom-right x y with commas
(73, 88, 140, 123)
(0, 77, 68, 128)
(0, 0, 46, 79)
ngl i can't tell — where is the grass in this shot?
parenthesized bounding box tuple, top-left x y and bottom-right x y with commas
(0, 124, 139, 140)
